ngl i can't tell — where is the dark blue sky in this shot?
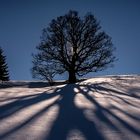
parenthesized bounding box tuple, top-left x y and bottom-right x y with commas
(0, 0, 140, 80)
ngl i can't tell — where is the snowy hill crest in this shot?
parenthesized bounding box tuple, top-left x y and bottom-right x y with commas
(0, 75, 140, 140)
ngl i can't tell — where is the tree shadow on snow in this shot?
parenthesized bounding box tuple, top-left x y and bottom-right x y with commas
(0, 81, 140, 140)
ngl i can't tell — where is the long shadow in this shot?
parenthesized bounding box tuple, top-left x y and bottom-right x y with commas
(0, 84, 105, 140)
(77, 83, 140, 138)
(1, 81, 140, 140)
(82, 82, 140, 108)
(107, 82, 140, 99)
(46, 82, 140, 140)
(0, 88, 60, 120)
(82, 81, 140, 113)
(0, 101, 56, 139)
(45, 84, 104, 140)
(0, 86, 62, 139)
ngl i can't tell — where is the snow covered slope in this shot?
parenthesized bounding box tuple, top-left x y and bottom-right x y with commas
(0, 75, 140, 140)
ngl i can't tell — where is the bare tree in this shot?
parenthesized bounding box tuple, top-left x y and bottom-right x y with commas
(32, 10, 116, 83)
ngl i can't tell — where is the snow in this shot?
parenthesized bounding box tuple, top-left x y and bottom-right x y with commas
(0, 75, 140, 140)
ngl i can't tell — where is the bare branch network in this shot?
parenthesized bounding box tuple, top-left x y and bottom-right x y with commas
(32, 10, 116, 83)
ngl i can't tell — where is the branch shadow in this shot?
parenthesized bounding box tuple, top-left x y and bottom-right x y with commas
(78, 82, 140, 138)
(0, 88, 59, 120)
(0, 80, 140, 140)
(45, 84, 104, 140)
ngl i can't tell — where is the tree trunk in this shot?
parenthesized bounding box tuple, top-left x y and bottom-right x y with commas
(68, 70, 77, 83)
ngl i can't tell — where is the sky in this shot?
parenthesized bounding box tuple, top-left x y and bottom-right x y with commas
(0, 0, 140, 80)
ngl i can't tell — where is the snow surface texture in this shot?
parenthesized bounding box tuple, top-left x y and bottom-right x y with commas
(0, 75, 140, 140)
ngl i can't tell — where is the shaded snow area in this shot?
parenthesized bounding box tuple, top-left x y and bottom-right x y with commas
(0, 75, 140, 140)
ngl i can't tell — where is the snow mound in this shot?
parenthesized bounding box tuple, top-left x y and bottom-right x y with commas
(0, 75, 140, 140)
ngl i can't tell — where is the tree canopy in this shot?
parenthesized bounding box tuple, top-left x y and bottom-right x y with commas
(32, 10, 116, 83)
(0, 47, 9, 81)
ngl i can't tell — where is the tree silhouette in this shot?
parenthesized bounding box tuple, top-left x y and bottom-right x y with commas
(32, 10, 116, 83)
(0, 47, 9, 81)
